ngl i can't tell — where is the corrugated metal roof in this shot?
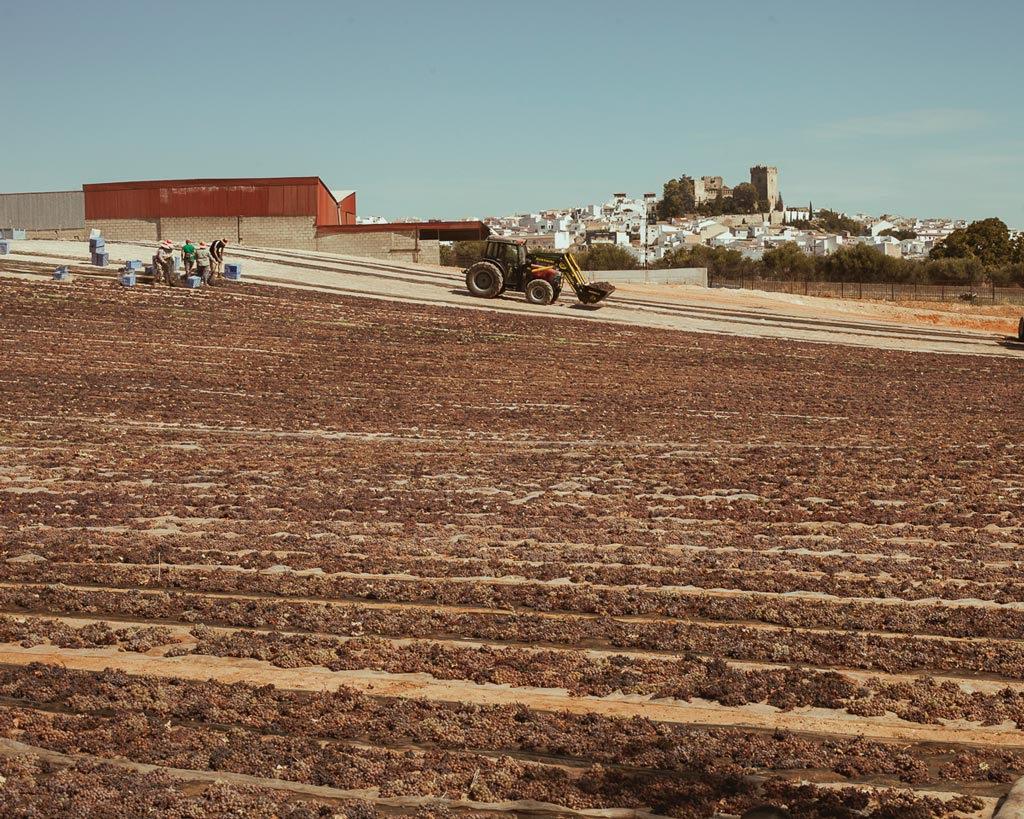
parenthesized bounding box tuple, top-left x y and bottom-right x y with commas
(83, 176, 326, 192)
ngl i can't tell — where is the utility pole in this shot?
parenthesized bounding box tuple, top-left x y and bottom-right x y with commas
(641, 200, 648, 272)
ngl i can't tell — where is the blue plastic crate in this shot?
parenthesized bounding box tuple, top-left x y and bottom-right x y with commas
(92, 253, 109, 267)
(125, 259, 142, 270)
(89, 237, 105, 251)
(54, 266, 70, 280)
(224, 262, 241, 275)
(224, 269, 241, 280)
(0, 241, 9, 255)
(120, 272, 136, 287)
(184, 275, 202, 289)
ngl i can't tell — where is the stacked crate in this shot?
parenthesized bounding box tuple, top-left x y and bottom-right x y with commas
(120, 260, 141, 287)
(90, 237, 109, 267)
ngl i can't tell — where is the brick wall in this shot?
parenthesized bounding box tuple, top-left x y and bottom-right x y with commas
(161, 216, 240, 244)
(415, 239, 440, 266)
(26, 228, 86, 240)
(80, 217, 444, 264)
(241, 216, 316, 250)
(82, 215, 318, 250)
(316, 231, 440, 265)
(85, 218, 159, 241)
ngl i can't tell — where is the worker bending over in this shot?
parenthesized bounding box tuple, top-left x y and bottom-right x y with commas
(152, 240, 176, 286)
(210, 238, 228, 279)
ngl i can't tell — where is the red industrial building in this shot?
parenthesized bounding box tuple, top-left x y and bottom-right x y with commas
(85, 176, 356, 228)
(81, 176, 486, 264)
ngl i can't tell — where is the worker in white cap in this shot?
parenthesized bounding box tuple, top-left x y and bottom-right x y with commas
(153, 240, 176, 286)
(195, 242, 212, 285)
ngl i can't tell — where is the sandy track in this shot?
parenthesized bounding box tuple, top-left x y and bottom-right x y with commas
(3, 239, 1021, 356)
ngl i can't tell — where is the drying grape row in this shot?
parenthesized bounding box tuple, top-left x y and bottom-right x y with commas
(2, 274, 1021, 817)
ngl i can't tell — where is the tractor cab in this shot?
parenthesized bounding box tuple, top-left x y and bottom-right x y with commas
(483, 238, 528, 279)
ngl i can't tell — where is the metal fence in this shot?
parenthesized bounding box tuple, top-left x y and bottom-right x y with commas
(708, 275, 1024, 306)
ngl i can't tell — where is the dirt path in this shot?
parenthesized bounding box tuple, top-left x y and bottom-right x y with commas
(4, 240, 1021, 357)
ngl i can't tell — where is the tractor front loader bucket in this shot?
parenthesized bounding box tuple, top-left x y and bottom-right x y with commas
(557, 253, 615, 305)
(577, 281, 616, 304)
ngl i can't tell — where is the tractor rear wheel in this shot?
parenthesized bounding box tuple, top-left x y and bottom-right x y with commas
(524, 278, 555, 305)
(465, 262, 504, 299)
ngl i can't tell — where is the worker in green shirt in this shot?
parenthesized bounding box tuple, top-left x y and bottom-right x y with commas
(182, 239, 196, 277)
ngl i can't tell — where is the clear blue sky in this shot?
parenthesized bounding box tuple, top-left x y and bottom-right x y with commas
(3, 0, 1022, 226)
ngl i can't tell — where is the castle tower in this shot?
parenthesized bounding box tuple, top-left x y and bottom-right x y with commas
(749, 165, 779, 209)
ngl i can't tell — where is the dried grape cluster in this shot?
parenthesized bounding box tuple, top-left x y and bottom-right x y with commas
(0, 753, 388, 819)
(0, 664, 989, 818)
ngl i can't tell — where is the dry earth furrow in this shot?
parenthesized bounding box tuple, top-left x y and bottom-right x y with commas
(8, 580, 1024, 655)
(0, 735, 994, 819)
(0, 737, 665, 819)
(5, 603, 1024, 690)
(0, 639, 1020, 751)
(9, 530, 1021, 584)
(10, 611, 1024, 731)
(12, 561, 1024, 644)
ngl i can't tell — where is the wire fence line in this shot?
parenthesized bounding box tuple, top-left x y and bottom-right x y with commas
(708, 276, 1024, 306)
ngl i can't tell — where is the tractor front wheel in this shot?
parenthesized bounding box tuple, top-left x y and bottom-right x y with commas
(465, 262, 504, 299)
(1018, 316, 1024, 342)
(524, 278, 555, 305)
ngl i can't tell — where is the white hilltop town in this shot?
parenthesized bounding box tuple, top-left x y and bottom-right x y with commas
(359, 166, 981, 265)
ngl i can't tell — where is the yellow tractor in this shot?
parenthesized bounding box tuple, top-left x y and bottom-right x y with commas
(464, 238, 615, 306)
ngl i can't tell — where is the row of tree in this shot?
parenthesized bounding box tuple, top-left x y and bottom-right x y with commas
(658, 176, 778, 219)
(442, 218, 1024, 285)
(788, 209, 867, 236)
(658, 226, 1024, 285)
